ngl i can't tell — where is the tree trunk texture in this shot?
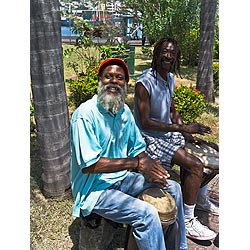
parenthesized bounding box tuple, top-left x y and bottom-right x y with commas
(30, 0, 71, 198)
(196, 0, 217, 103)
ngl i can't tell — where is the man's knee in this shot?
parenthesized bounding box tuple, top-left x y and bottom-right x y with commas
(166, 180, 181, 193)
(182, 156, 204, 179)
(141, 202, 159, 219)
(133, 201, 160, 227)
(164, 180, 182, 201)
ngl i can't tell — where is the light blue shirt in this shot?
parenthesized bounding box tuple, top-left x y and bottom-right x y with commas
(70, 95, 146, 217)
(134, 68, 175, 137)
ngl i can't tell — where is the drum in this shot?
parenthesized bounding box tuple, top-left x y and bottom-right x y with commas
(125, 188, 177, 250)
(138, 188, 177, 226)
(185, 142, 219, 172)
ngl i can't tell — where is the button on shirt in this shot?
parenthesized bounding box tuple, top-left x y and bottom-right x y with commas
(70, 95, 146, 217)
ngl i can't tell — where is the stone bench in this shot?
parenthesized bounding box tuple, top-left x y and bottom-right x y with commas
(79, 213, 125, 250)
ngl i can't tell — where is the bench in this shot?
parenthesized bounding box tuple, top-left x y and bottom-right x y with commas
(79, 213, 125, 250)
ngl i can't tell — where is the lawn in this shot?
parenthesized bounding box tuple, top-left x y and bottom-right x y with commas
(30, 45, 219, 249)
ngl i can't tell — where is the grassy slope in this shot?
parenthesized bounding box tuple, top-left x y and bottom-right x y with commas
(30, 46, 219, 249)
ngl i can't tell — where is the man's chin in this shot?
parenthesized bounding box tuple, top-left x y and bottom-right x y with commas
(106, 91, 120, 96)
(161, 61, 172, 69)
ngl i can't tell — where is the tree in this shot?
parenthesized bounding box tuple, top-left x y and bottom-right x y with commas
(196, 0, 217, 102)
(120, 0, 200, 66)
(30, 0, 71, 198)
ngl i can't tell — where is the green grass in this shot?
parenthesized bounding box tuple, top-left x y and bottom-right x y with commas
(31, 45, 219, 249)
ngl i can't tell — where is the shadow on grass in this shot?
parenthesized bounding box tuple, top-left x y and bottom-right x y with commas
(179, 66, 197, 81)
(69, 218, 81, 250)
(135, 63, 150, 74)
(206, 103, 219, 117)
(136, 53, 151, 60)
(30, 132, 43, 191)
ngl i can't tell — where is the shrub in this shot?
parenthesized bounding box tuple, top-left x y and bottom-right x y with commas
(30, 99, 36, 131)
(141, 46, 153, 58)
(30, 100, 34, 117)
(213, 61, 219, 96)
(173, 85, 207, 124)
(99, 43, 130, 61)
(67, 66, 98, 108)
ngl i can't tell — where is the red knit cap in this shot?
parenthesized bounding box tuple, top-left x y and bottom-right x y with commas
(98, 58, 130, 82)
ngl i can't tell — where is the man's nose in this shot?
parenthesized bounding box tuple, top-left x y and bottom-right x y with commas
(166, 52, 173, 58)
(110, 76, 118, 84)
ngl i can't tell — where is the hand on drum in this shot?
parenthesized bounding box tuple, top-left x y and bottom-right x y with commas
(183, 122, 211, 135)
(138, 155, 170, 187)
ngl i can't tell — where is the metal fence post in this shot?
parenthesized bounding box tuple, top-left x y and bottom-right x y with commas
(126, 45, 135, 76)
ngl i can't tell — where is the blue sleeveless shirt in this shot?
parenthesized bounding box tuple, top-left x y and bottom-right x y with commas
(134, 68, 175, 137)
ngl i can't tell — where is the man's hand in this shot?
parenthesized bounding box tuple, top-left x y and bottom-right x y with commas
(182, 122, 211, 135)
(138, 154, 170, 187)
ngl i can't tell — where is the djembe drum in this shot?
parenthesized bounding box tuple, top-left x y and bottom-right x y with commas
(185, 142, 219, 187)
(125, 188, 178, 250)
(185, 142, 219, 172)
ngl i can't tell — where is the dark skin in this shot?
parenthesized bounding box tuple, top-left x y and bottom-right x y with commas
(83, 64, 170, 187)
(135, 41, 217, 204)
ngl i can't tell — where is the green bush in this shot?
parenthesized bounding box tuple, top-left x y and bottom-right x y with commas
(30, 100, 34, 117)
(67, 66, 98, 108)
(99, 43, 130, 60)
(213, 61, 219, 96)
(213, 38, 219, 60)
(141, 46, 153, 58)
(173, 85, 207, 124)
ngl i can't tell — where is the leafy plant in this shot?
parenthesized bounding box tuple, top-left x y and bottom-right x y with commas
(67, 66, 98, 108)
(213, 61, 219, 96)
(30, 100, 35, 117)
(141, 46, 153, 58)
(30, 99, 36, 131)
(70, 16, 94, 47)
(99, 43, 130, 60)
(173, 84, 207, 124)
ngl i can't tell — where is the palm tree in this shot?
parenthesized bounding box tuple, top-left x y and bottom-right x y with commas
(30, 0, 71, 198)
(196, 0, 217, 102)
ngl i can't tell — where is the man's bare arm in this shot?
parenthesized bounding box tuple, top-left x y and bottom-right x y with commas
(135, 82, 211, 135)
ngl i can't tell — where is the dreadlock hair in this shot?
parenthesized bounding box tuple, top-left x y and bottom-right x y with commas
(151, 37, 182, 78)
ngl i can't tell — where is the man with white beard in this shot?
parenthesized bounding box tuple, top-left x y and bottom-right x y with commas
(70, 58, 187, 250)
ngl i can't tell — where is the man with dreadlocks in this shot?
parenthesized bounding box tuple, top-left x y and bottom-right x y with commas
(134, 37, 218, 242)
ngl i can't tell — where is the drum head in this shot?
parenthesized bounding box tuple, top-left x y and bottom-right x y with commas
(138, 188, 177, 223)
(185, 142, 219, 170)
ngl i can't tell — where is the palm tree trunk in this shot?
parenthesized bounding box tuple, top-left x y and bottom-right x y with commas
(30, 0, 71, 198)
(196, 0, 217, 103)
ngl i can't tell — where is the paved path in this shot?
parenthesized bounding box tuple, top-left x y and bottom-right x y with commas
(187, 175, 219, 249)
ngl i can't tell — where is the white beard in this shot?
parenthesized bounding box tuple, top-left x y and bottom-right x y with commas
(97, 81, 127, 115)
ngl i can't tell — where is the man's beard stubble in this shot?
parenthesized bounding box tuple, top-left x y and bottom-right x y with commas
(97, 81, 127, 115)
